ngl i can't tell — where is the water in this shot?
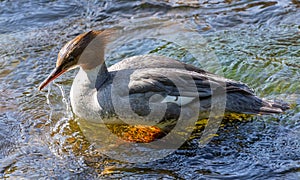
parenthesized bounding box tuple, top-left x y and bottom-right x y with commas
(1, 0, 300, 179)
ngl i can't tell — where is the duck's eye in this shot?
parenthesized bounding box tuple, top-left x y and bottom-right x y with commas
(69, 56, 75, 61)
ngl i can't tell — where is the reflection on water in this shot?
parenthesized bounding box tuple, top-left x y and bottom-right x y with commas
(0, 0, 299, 179)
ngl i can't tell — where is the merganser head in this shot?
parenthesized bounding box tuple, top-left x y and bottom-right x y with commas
(38, 30, 108, 90)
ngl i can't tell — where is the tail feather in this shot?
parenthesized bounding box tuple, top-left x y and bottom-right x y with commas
(258, 100, 290, 115)
(226, 93, 290, 115)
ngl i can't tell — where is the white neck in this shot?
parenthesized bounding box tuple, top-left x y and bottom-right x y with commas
(70, 64, 108, 123)
(80, 64, 102, 88)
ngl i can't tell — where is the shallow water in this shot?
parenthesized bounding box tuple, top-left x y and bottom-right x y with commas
(1, 0, 300, 179)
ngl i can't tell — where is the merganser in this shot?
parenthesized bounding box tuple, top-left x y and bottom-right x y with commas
(38, 30, 289, 125)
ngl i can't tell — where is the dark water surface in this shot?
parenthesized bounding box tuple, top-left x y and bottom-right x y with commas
(1, 0, 300, 179)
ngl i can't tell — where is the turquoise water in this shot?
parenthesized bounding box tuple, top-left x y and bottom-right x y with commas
(0, 0, 299, 179)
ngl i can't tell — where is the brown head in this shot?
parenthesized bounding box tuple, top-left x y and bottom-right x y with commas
(38, 30, 109, 90)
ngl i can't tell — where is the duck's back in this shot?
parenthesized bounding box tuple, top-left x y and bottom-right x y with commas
(107, 54, 288, 115)
(109, 55, 201, 71)
(108, 54, 254, 95)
